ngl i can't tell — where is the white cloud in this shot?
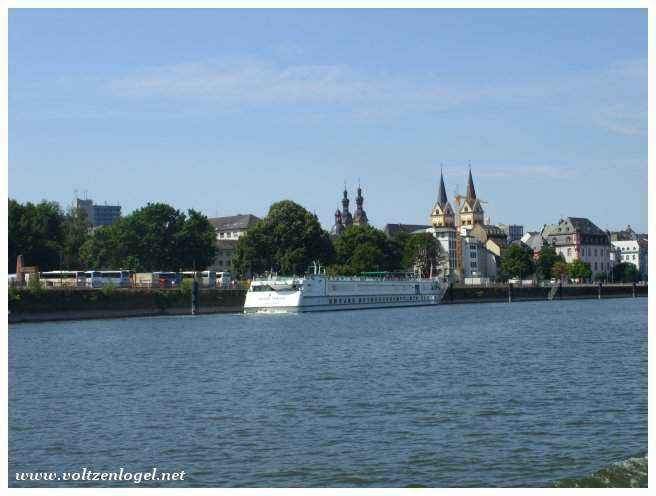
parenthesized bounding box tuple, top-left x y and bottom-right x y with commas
(107, 57, 493, 111)
(106, 55, 647, 136)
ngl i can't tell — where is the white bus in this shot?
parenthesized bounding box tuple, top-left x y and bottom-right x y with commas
(85, 270, 133, 288)
(217, 271, 231, 288)
(40, 271, 87, 288)
(181, 271, 217, 288)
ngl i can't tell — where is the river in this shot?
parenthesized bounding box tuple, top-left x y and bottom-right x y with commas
(8, 298, 647, 487)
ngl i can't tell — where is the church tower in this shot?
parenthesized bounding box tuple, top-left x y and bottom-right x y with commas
(459, 166, 484, 230)
(431, 169, 455, 228)
(353, 186, 369, 226)
(341, 188, 353, 228)
(331, 209, 344, 238)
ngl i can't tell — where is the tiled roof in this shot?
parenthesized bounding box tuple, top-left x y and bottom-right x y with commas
(383, 223, 431, 238)
(208, 214, 260, 232)
(542, 217, 607, 237)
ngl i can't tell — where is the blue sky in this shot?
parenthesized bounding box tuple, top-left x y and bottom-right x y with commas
(9, 9, 647, 232)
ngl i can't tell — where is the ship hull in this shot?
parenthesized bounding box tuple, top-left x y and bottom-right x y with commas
(244, 275, 443, 313)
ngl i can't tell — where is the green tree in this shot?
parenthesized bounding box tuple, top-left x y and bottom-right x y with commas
(350, 244, 386, 274)
(384, 230, 409, 271)
(8, 199, 65, 272)
(535, 245, 563, 280)
(333, 225, 388, 265)
(79, 203, 217, 271)
(567, 259, 592, 282)
(551, 260, 569, 281)
(499, 244, 534, 280)
(232, 200, 334, 276)
(61, 207, 91, 269)
(612, 262, 639, 283)
(79, 226, 119, 269)
(402, 232, 445, 277)
(175, 209, 218, 270)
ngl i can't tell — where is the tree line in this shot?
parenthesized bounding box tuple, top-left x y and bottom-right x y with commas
(231, 200, 447, 277)
(9, 200, 217, 273)
(10, 198, 642, 283)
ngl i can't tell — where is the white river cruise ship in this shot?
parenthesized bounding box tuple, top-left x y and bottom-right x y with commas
(244, 271, 445, 313)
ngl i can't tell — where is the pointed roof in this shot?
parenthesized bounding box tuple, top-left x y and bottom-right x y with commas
(466, 166, 476, 200)
(437, 169, 448, 206)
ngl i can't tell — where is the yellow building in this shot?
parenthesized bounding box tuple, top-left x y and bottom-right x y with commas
(459, 168, 484, 229)
(430, 170, 455, 228)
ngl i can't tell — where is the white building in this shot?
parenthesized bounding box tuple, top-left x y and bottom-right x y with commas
(208, 214, 260, 271)
(611, 239, 648, 280)
(428, 170, 458, 280)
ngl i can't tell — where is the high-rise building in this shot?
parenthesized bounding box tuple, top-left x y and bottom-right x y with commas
(498, 224, 524, 243)
(76, 198, 121, 228)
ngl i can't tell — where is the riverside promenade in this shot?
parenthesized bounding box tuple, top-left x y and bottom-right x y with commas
(8, 283, 647, 323)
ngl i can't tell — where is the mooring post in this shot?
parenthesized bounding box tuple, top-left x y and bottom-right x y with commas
(598, 281, 602, 300)
(191, 279, 199, 315)
(508, 283, 512, 303)
(632, 282, 637, 298)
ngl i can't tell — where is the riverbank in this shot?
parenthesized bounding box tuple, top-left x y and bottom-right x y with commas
(442, 283, 647, 305)
(8, 288, 246, 323)
(8, 283, 646, 323)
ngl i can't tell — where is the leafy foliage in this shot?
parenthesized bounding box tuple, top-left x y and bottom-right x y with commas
(612, 262, 640, 283)
(551, 260, 569, 281)
(535, 245, 564, 280)
(232, 200, 334, 276)
(567, 259, 592, 281)
(403, 232, 446, 277)
(499, 244, 534, 279)
(79, 203, 217, 271)
(8, 199, 65, 272)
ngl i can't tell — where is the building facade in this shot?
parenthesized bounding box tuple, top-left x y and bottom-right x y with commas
(498, 224, 524, 243)
(208, 214, 260, 271)
(541, 217, 611, 278)
(611, 239, 648, 280)
(76, 198, 121, 228)
(428, 169, 457, 278)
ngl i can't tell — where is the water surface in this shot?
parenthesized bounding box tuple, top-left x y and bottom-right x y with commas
(9, 298, 648, 487)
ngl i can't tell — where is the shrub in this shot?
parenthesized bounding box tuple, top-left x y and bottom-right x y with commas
(101, 281, 115, 297)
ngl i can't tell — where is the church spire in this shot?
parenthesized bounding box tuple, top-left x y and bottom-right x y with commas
(438, 166, 448, 206)
(466, 163, 476, 200)
(353, 183, 368, 226)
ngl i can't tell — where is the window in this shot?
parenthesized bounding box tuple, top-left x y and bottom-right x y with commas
(594, 248, 598, 256)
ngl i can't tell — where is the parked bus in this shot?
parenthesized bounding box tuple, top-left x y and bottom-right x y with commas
(217, 271, 231, 288)
(40, 271, 87, 288)
(153, 272, 181, 288)
(85, 270, 133, 288)
(181, 271, 217, 288)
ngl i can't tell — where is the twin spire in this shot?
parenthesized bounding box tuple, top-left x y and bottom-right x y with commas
(331, 182, 368, 237)
(432, 164, 481, 229)
(438, 163, 476, 206)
